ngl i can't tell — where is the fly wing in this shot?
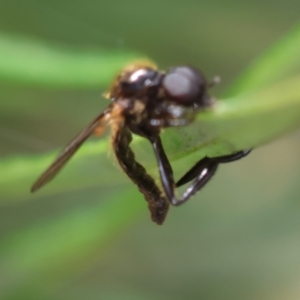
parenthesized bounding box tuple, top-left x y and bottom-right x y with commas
(31, 108, 110, 193)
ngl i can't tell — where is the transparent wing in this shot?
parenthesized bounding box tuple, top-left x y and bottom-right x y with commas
(31, 108, 111, 193)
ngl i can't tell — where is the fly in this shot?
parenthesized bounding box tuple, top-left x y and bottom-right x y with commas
(31, 61, 250, 225)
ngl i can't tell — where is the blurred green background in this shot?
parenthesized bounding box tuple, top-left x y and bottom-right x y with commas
(1, 0, 300, 299)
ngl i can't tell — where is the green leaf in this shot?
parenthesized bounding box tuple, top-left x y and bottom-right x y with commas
(1, 75, 300, 202)
(0, 33, 142, 88)
(224, 22, 300, 96)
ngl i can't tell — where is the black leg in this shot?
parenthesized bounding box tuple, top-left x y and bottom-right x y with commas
(150, 135, 219, 206)
(150, 134, 250, 206)
(176, 149, 251, 187)
(211, 149, 251, 163)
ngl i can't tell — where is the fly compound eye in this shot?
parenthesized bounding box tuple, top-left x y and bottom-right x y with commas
(162, 66, 206, 106)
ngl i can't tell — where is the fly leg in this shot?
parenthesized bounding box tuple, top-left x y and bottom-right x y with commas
(150, 134, 250, 206)
(176, 150, 251, 187)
